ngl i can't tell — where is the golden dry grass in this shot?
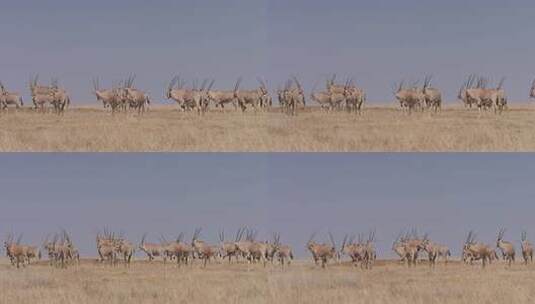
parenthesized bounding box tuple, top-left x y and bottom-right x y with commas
(2, 258, 535, 304)
(1, 104, 535, 151)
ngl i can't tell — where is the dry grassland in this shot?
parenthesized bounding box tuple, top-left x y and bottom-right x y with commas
(1, 104, 535, 151)
(2, 258, 535, 304)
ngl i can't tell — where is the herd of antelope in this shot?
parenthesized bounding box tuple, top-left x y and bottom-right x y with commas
(3, 74, 535, 116)
(3, 227, 534, 270)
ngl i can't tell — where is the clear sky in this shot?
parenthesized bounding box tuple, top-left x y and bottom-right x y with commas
(1, 154, 534, 258)
(0, 0, 534, 105)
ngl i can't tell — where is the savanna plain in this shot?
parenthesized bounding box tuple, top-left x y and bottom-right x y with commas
(2, 258, 535, 304)
(1, 104, 535, 152)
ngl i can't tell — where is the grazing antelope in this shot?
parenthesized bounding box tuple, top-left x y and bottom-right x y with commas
(139, 234, 164, 261)
(520, 231, 533, 265)
(496, 228, 515, 267)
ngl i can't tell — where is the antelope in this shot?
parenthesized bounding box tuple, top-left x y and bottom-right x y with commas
(191, 228, 218, 267)
(306, 232, 337, 268)
(394, 81, 425, 114)
(191, 79, 213, 115)
(233, 78, 269, 112)
(340, 234, 365, 267)
(402, 230, 425, 267)
(116, 237, 135, 266)
(219, 229, 240, 264)
(530, 79, 535, 99)
(93, 78, 121, 111)
(139, 234, 164, 261)
(520, 231, 533, 265)
(166, 75, 194, 111)
(463, 231, 493, 268)
(310, 85, 334, 111)
(270, 233, 293, 267)
(282, 77, 305, 116)
(208, 88, 238, 111)
(344, 84, 366, 115)
(419, 235, 450, 267)
(392, 232, 408, 264)
(496, 228, 515, 267)
(422, 75, 441, 112)
(4, 234, 27, 268)
(0, 81, 24, 110)
(235, 228, 255, 262)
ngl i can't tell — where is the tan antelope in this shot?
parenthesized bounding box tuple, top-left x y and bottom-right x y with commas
(394, 81, 425, 114)
(120, 76, 150, 115)
(422, 75, 442, 112)
(116, 236, 135, 266)
(306, 232, 337, 268)
(270, 233, 293, 267)
(282, 77, 305, 116)
(463, 231, 494, 268)
(139, 234, 164, 261)
(392, 232, 408, 264)
(418, 235, 450, 268)
(207, 86, 238, 111)
(0, 81, 24, 110)
(164, 233, 194, 266)
(191, 228, 218, 267)
(191, 79, 214, 115)
(235, 228, 255, 263)
(218, 229, 241, 264)
(496, 228, 515, 267)
(520, 231, 533, 265)
(344, 83, 366, 115)
(310, 82, 334, 111)
(165, 75, 194, 111)
(49, 79, 70, 114)
(93, 77, 123, 111)
(4, 233, 28, 268)
(233, 78, 269, 112)
(402, 230, 425, 267)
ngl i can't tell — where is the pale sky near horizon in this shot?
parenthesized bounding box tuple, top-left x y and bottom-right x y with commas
(1, 154, 534, 258)
(1, 0, 534, 105)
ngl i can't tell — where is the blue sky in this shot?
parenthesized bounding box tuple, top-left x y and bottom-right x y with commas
(1, 154, 534, 257)
(0, 0, 534, 104)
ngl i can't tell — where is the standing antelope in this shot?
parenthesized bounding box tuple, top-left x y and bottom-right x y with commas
(422, 75, 441, 113)
(496, 228, 515, 267)
(219, 229, 240, 264)
(139, 234, 164, 261)
(4, 234, 27, 268)
(191, 228, 218, 267)
(270, 233, 293, 267)
(394, 81, 425, 114)
(520, 231, 533, 265)
(0, 81, 24, 110)
(306, 232, 337, 268)
(463, 231, 494, 268)
(233, 78, 269, 113)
